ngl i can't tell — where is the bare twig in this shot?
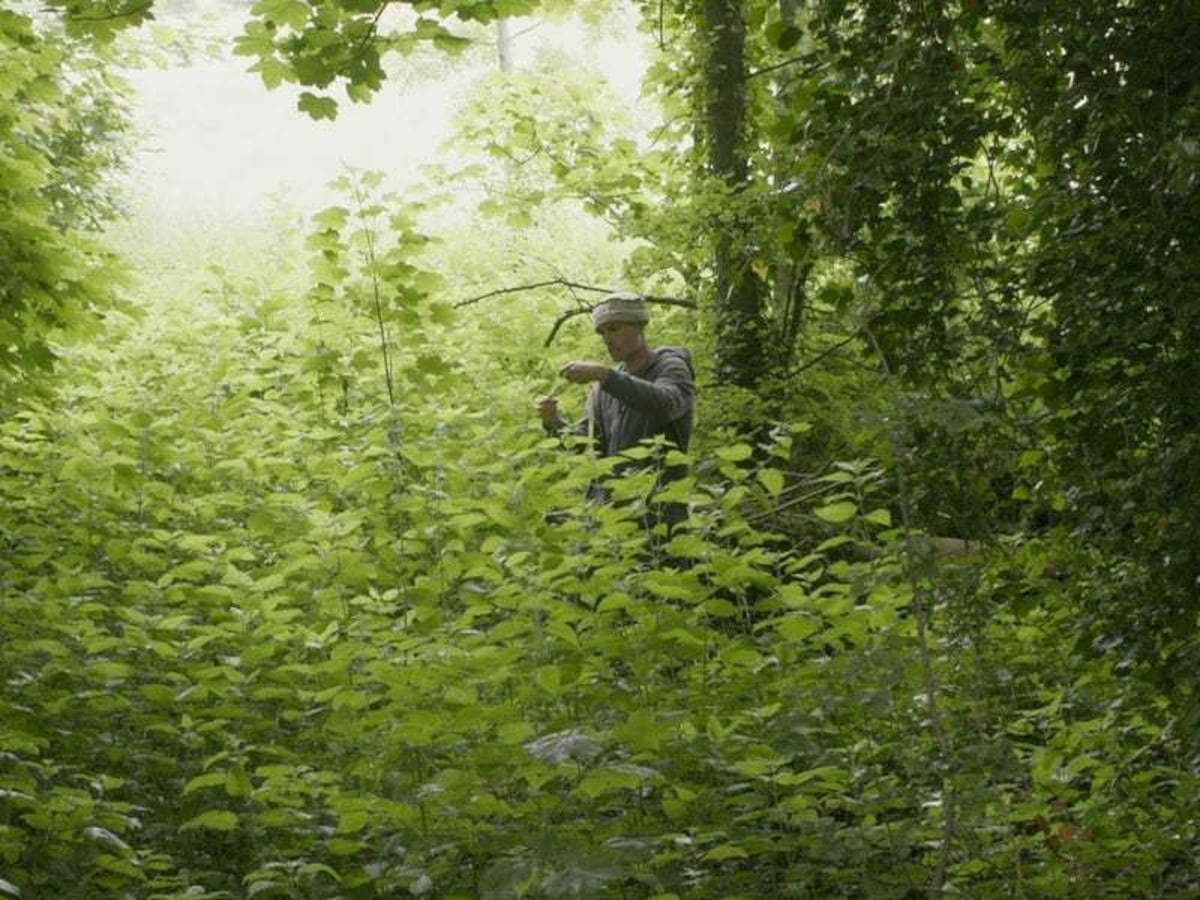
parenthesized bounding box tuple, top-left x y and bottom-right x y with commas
(781, 253, 904, 378)
(487, 141, 544, 169)
(455, 277, 694, 345)
(455, 277, 693, 311)
(745, 481, 841, 523)
(454, 278, 614, 309)
(354, 1, 392, 57)
(784, 329, 864, 378)
(510, 21, 542, 41)
(544, 307, 593, 347)
(348, 175, 396, 408)
(747, 56, 825, 81)
(647, 113, 690, 149)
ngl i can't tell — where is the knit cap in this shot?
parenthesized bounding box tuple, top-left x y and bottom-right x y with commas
(592, 292, 650, 330)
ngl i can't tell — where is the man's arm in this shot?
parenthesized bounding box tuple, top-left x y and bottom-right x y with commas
(538, 392, 605, 451)
(538, 396, 568, 434)
(599, 356, 694, 422)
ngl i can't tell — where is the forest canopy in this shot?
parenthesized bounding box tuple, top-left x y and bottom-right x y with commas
(1, 0, 1198, 897)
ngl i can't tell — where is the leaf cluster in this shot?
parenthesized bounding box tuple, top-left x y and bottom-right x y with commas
(1, 195, 1196, 897)
(0, 8, 132, 405)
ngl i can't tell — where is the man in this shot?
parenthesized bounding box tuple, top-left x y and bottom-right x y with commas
(538, 292, 695, 526)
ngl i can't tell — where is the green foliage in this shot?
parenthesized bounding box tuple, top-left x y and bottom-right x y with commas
(990, 1, 1200, 646)
(768, 0, 1200, 665)
(231, 0, 555, 117)
(3, 183, 1198, 897)
(0, 8, 130, 406)
(11, 1, 1200, 897)
(441, 61, 697, 300)
(43, 0, 156, 41)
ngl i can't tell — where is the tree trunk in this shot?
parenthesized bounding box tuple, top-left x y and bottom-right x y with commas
(496, 19, 513, 73)
(702, 0, 768, 389)
(772, 0, 806, 367)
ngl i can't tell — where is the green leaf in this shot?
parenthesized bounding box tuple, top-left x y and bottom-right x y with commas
(225, 767, 253, 798)
(246, 882, 285, 898)
(703, 597, 739, 617)
(83, 826, 131, 852)
(1006, 207, 1032, 233)
(775, 615, 819, 641)
(815, 501, 857, 524)
(298, 92, 338, 120)
(756, 468, 784, 496)
(89, 660, 134, 680)
(183, 772, 228, 795)
(498, 721, 535, 745)
(716, 443, 753, 462)
(338, 810, 369, 834)
(613, 709, 663, 752)
(547, 620, 579, 648)
(312, 206, 349, 230)
(576, 767, 642, 798)
(703, 843, 748, 861)
(254, 0, 310, 30)
(140, 684, 176, 705)
(864, 507, 892, 527)
(180, 809, 238, 832)
(327, 838, 362, 856)
(776, 25, 803, 50)
(416, 353, 452, 376)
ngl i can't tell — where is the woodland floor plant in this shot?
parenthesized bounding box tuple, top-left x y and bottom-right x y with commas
(4, 1, 1200, 896)
(2, 191, 1197, 898)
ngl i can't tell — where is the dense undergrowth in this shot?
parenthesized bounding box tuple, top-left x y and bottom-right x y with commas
(5, 0, 1200, 893)
(1, 201, 1197, 899)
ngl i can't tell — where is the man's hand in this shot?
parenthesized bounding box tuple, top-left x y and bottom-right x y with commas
(560, 361, 609, 384)
(537, 395, 559, 425)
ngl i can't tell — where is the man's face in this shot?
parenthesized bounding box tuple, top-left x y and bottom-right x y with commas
(597, 322, 643, 362)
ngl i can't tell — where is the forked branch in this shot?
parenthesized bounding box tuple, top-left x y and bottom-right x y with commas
(453, 277, 695, 346)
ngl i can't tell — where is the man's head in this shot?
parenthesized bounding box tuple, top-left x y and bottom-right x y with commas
(592, 293, 650, 364)
(592, 292, 650, 331)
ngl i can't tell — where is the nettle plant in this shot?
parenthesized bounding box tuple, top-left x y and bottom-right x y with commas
(4, 171, 1193, 899)
(0, 188, 927, 899)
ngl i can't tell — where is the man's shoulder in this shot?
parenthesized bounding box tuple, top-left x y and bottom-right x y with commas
(651, 347, 694, 378)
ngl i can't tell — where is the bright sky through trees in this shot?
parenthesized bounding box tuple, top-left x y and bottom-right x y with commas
(118, 7, 647, 227)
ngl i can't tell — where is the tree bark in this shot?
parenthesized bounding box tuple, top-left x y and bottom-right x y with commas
(496, 19, 513, 73)
(702, 0, 768, 389)
(772, 0, 805, 366)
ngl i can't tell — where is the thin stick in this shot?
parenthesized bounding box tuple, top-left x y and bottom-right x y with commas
(544, 308, 591, 347)
(348, 176, 396, 408)
(747, 57, 825, 81)
(454, 278, 613, 309)
(784, 329, 864, 377)
(744, 481, 841, 523)
(353, 1, 393, 58)
(455, 277, 694, 310)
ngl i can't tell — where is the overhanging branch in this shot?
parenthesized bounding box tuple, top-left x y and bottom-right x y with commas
(54, 0, 153, 23)
(453, 277, 613, 309)
(747, 57, 826, 81)
(452, 277, 694, 346)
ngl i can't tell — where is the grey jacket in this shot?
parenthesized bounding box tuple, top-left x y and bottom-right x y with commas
(556, 347, 695, 456)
